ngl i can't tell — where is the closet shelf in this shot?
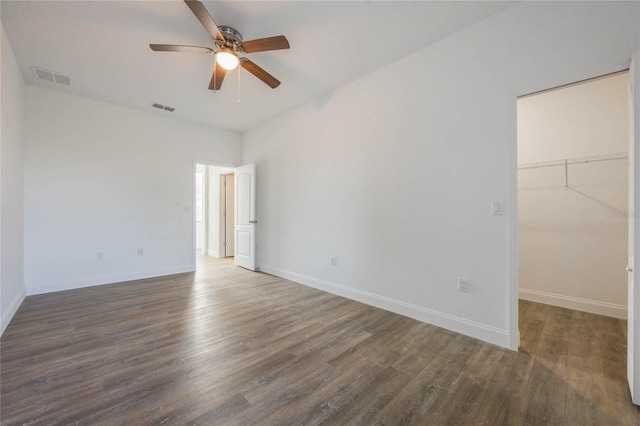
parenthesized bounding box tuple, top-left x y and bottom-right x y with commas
(518, 152, 628, 191)
(518, 152, 628, 170)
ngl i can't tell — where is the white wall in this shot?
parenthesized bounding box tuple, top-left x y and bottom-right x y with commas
(518, 73, 629, 318)
(24, 86, 241, 294)
(206, 167, 219, 257)
(195, 163, 205, 251)
(518, 74, 629, 162)
(242, 1, 640, 347)
(1, 24, 27, 334)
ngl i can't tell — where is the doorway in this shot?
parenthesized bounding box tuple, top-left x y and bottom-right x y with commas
(194, 163, 234, 269)
(220, 173, 235, 258)
(513, 71, 633, 403)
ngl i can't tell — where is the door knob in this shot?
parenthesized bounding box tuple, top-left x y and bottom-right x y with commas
(627, 266, 633, 273)
(249, 220, 258, 224)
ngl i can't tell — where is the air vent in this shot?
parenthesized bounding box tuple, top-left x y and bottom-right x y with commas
(34, 68, 54, 82)
(54, 74, 71, 86)
(31, 66, 71, 86)
(150, 103, 176, 112)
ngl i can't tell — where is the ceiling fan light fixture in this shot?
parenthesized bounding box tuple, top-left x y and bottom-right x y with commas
(150, 1, 289, 91)
(215, 48, 239, 71)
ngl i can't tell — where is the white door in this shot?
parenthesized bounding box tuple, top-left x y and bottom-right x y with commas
(224, 174, 235, 257)
(628, 51, 640, 405)
(234, 164, 256, 271)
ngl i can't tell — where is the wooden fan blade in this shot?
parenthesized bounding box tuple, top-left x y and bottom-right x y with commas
(208, 63, 227, 91)
(150, 44, 213, 54)
(241, 35, 290, 53)
(184, 0, 224, 41)
(241, 59, 280, 88)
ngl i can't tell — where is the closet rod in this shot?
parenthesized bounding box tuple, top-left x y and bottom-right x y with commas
(518, 152, 628, 170)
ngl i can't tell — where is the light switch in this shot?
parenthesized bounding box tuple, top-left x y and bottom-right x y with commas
(492, 200, 504, 216)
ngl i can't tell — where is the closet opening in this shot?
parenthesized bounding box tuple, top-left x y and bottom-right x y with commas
(517, 71, 629, 318)
(516, 70, 630, 388)
(512, 71, 633, 400)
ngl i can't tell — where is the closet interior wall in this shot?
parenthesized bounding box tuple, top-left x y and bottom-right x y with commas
(517, 72, 629, 318)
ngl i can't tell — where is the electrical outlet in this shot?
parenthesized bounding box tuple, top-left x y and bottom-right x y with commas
(96, 252, 104, 261)
(137, 248, 144, 256)
(330, 256, 338, 266)
(457, 277, 469, 292)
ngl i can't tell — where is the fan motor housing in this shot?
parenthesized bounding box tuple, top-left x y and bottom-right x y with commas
(218, 26, 243, 44)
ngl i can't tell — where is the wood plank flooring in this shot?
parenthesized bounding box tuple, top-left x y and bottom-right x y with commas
(1, 255, 639, 425)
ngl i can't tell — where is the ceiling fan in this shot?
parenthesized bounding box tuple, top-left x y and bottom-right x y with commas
(150, 0, 290, 91)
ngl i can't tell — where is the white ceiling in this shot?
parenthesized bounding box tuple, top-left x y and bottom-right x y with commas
(1, 1, 515, 133)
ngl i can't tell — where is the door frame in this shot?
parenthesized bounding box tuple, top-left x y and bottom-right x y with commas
(628, 52, 640, 403)
(219, 172, 235, 258)
(507, 90, 519, 351)
(191, 160, 237, 271)
(507, 64, 640, 402)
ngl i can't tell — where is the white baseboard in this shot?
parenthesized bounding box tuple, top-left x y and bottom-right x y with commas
(1, 286, 26, 336)
(27, 265, 194, 296)
(258, 263, 510, 348)
(519, 288, 627, 319)
(207, 249, 220, 258)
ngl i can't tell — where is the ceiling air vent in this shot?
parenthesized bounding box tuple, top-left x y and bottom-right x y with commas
(54, 74, 71, 85)
(151, 103, 176, 112)
(31, 66, 71, 86)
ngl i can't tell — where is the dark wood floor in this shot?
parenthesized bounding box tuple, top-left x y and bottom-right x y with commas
(1, 256, 639, 425)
